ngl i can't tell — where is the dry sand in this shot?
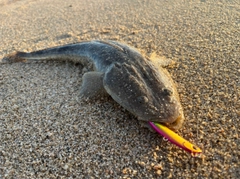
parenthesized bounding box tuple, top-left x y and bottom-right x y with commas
(0, 0, 239, 178)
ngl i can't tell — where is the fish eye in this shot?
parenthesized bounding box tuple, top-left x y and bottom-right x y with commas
(137, 96, 148, 104)
(162, 88, 173, 96)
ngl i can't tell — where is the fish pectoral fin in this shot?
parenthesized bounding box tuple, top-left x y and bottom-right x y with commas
(80, 71, 109, 99)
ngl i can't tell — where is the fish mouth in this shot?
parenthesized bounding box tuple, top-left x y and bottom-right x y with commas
(165, 113, 184, 131)
(151, 113, 184, 131)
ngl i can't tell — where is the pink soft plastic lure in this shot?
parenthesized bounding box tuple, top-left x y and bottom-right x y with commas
(149, 122, 202, 154)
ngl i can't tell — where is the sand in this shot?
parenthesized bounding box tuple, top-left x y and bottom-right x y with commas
(0, 0, 239, 178)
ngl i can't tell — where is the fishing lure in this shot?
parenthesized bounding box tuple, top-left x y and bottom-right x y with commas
(149, 121, 202, 154)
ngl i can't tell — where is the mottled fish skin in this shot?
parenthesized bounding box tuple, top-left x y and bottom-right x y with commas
(1, 40, 184, 130)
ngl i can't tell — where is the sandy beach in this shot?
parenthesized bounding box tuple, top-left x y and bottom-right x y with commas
(0, 0, 239, 178)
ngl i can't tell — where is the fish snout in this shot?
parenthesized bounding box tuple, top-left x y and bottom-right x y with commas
(166, 111, 185, 131)
(152, 103, 185, 131)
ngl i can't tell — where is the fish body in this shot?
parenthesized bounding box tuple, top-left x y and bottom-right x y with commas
(1, 40, 184, 130)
